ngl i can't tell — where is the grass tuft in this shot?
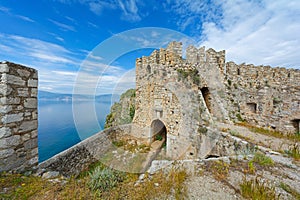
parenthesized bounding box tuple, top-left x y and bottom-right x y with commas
(252, 152, 274, 167)
(240, 176, 279, 200)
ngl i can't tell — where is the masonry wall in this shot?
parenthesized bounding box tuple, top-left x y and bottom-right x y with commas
(133, 41, 300, 160)
(0, 61, 38, 172)
(225, 62, 300, 134)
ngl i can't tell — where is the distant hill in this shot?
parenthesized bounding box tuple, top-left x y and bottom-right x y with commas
(38, 90, 120, 102)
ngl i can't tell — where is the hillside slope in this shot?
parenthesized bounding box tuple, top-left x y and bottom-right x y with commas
(104, 89, 136, 128)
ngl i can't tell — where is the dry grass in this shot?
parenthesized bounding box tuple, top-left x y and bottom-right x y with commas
(236, 122, 300, 142)
(0, 162, 188, 200)
(240, 176, 279, 200)
(279, 182, 300, 199)
(207, 160, 230, 181)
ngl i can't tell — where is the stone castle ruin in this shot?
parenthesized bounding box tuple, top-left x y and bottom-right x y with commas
(0, 42, 299, 175)
(131, 41, 300, 159)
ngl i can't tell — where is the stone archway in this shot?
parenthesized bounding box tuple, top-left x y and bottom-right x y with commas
(150, 119, 167, 145)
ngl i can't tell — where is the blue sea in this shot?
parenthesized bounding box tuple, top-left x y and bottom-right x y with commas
(38, 100, 112, 162)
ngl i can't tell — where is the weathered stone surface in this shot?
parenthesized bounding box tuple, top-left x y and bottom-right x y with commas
(1, 74, 25, 86)
(28, 156, 38, 166)
(0, 63, 9, 73)
(24, 138, 38, 150)
(24, 98, 37, 108)
(0, 84, 12, 96)
(0, 149, 15, 159)
(19, 120, 38, 133)
(17, 69, 31, 77)
(17, 88, 29, 97)
(28, 79, 38, 87)
(1, 113, 23, 124)
(0, 62, 38, 172)
(42, 171, 60, 179)
(31, 88, 38, 97)
(31, 147, 38, 156)
(21, 133, 31, 142)
(0, 105, 12, 114)
(0, 135, 20, 148)
(31, 130, 38, 138)
(0, 97, 20, 104)
(0, 127, 11, 139)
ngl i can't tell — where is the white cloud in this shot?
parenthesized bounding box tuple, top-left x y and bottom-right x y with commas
(0, 5, 35, 23)
(48, 19, 76, 32)
(170, 0, 300, 68)
(118, 0, 141, 22)
(199, 0, 300, 68)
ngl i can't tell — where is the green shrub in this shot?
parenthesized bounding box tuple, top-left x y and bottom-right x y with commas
(88, 167, 125, 192)
(155, 134, 163, 141)
(252, 152, 274, 167)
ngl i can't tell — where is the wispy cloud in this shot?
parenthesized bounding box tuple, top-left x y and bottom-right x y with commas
(48, 19, 76, 32)
(0, 6, 35, 23)
(0, 33, 134, 94)
(57, 0, 142, 22)
(118, 0, 141, 22)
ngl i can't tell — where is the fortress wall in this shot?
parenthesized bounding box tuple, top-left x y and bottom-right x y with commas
(0, 61, 38, 172)
(225, 62, 300, 134)
(39, 124, 132, 176)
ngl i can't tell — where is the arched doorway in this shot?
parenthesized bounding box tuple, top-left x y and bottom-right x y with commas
(150, 119, 167, 145)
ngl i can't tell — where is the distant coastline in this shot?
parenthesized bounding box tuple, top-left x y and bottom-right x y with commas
(38, 90, 120, 102)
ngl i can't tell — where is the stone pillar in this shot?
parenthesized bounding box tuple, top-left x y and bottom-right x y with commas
(0, 61, 38, 172)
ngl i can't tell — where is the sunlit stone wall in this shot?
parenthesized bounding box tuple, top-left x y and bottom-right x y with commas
(0, 61, 38, 172)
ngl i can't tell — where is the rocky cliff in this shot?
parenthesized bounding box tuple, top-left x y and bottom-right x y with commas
(104, 89, 135, 128)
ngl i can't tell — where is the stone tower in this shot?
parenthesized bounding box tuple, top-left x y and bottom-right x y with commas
(132, 41, 300, 160)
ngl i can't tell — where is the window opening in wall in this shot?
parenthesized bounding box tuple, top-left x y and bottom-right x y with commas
(292, 119, 300, 134)
(237, 68, 240, 75)
(246, 103, 257, 113)
(200, 87, 212, 113)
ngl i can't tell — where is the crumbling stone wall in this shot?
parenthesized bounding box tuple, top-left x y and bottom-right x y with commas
(133, 41, 300, 159)
(0, 61, 38, 172)
(225, 62, 300, 134)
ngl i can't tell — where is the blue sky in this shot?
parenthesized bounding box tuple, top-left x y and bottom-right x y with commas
(0, 0, 299, 94)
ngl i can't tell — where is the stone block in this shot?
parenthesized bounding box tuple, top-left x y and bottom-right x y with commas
(0, 105, 12, 114)
(0, 63, 9, 73)
(31, 88, 38, 97)
(0, 127, 11, 139)
(1, 113, 23, 124)
(28, 156, 38, 166)
(24, 98, 37, 108)
(0, 135, 20, 148)
(17, 69, 31, 78)
(1, 74, 25, 86)
(24, 138, 38, 150)
(28, 79, 38, 87)
(0, 84, 12, 96)
(31, 147, 38, 157)
(17, 88, 29, 97)
(21, 133, 31, 142)
(32, 71, 38, 79)
(0, 149, 15, 159)
(19, 120, 38, 133)
(32, 111, 38, 120)
(31, 130, 38, 138)
(0, 97, 21, 105)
